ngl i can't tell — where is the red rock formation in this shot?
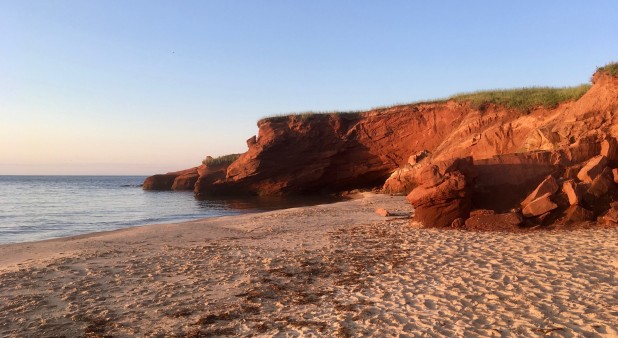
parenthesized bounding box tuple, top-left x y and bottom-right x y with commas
(407, 170, 473, 228)
(406, 157, 476, 228)
(194, 162, 233, 196)
(143, 167, 197, 191)
(151, 68, 618, 211)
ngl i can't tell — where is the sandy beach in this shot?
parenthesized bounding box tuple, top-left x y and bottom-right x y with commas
(0, 193, 617, 337)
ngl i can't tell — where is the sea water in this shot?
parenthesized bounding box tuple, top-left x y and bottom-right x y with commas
(0, 176, 340, 244)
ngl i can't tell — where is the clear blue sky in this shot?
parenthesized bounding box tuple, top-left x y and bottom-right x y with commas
(1, 1, 617, 175)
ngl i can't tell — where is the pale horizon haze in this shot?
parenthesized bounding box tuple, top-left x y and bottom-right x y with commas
(2, 1, 617, 175)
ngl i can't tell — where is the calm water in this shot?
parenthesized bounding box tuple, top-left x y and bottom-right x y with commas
(0, 176, 341, 245)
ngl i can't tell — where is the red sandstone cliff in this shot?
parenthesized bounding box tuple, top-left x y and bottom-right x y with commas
(145, 68, 618, 206)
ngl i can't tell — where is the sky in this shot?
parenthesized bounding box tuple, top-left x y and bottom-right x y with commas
(1, 1, 617, 175)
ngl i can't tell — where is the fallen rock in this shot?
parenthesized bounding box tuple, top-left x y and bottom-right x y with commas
(522, 193, 558, 218)
(375, 208, 391, 217)
(473, 151, 558, 212)
(600, 137, 618, 161)
(562, 180, 582, 205)
(601, 204, 618, 224)
(407, 171, 472, 228)
(577, 155, 608, 183)
(587, 167, 615, 197)
(564, 163, 585, 180)
(564, 205, 595, 223)
(521, 175, 559, 208)
(464, 211, 523, 231)
(566, 137, 602, 164)
(387, 156, 476, 195)
(450, 218, 464, 228)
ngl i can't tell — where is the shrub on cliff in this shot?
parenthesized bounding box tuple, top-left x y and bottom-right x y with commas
(598, 62, 618, 77)
(202, 154, 242, 166)
(450, 85, 591, 112)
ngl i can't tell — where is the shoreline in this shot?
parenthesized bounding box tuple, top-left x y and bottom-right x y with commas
(1, 193, 617, 336)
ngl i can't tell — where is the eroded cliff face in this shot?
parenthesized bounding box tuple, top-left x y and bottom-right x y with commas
(213, 101, 471, 196)
(384, 71, 618, 195)
(146, 70, 618, 201)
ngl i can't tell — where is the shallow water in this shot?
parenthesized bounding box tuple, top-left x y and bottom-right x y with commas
(0, 176, 341, 244)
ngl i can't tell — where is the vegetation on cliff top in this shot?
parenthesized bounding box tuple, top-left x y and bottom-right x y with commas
(258, 111, 362, 124)
(202, 153, 242, 166)
(598, 62, 618, 77)
(259, 82, 593, 123)
(450, 84, 591, 111)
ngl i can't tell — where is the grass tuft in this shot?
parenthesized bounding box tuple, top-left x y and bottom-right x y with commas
(597, 62, 618, 77)
(258, 111, 362, 124)
(202, 153, 242, 166)
(449, 85, 591, 112)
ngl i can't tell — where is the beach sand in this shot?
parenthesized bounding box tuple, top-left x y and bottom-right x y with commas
(0, 193, 617, 337)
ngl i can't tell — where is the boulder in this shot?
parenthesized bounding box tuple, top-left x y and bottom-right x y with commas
(566, 137, 602, 164)
(407, 171, 472, 228)
(375, 208, 391, 217)
(522, 193, 558, 218)
(562, 180, 582, 205)
(577, 155, 608, 183)
(600, 137, 618, 161)
(450, 218, 465, 228)
(464, 211, 523, 231)
(613, 168, 618, 184)
(564, 205, 595, 223)
(418, 165, 444, 187)
(384, 156, 475, 195)
(382, 164, 422, 194)
(601, 203, 618, 224)
(521, 175, 559, 208)
(587, 167, 615, 197)
(564, 163, 585, 180)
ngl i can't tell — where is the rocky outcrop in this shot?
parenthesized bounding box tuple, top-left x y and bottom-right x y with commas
(143, 160, 234, 193)
(144, 67, 618, 231)
(143, 167, 198, 191)
(215, 103, 473, 196)
(406, 157, 476, 228)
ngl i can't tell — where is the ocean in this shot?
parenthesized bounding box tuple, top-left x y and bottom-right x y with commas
(0, 176, 340, 245)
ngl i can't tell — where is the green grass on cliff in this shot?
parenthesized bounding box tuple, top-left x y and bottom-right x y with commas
(259, 84, 592, 123)
(258, 111, 362, 124)
(598, 62, 618, 77)
(450, 84, 591, 111)
(202, 153, 242, 166)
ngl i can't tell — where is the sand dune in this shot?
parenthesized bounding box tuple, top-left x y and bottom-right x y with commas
(0, 193, 617, 337)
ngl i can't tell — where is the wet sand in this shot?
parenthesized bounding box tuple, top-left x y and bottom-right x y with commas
(0, 193, 617, 337)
